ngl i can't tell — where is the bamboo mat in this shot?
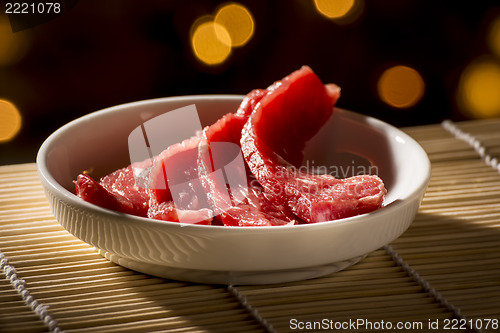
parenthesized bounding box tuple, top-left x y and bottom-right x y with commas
(1, 119, 500, 333)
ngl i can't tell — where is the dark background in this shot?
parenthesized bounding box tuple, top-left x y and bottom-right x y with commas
(1, 0, 500, 165)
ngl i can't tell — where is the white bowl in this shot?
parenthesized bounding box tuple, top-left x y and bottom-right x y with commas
(37, 95, 431, 285)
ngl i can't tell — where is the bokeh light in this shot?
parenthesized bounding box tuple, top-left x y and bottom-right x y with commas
(0, 100, 22, 143)
(488, 16, 500, 57)
(0, 16, 30, 66)
(377, 65, 425, 108)
(191, 20, 232, 65)
(314, 0, 363, 24)
(191, 3, 254, 66)
(215, 3, 254, 47)
(457, 58, 500, 118)
(314, 0, 354, 18)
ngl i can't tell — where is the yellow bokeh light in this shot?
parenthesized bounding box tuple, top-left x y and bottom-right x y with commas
(314, 0, 354, 19)
(0, 100, 22, 143)
(191, 21, 232, 65)
(457, 58, 500, 118)
(314, 0, 363, 24)
(0, 16, 30, 66)
(377, 65, 425, 108)
(488, 16, 500, 57)
(190, 2, 255, 66)
(215, 3, 254, 47)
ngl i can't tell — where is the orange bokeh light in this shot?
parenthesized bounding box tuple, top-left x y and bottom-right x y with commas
(314, 0, 364, 24)
(0, 100, 22, 143)
(457, 58, 500, 118)
(377, 65, 425, 108)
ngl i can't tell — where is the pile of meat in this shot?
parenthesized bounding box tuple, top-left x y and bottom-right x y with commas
(75, 66, 386, 226)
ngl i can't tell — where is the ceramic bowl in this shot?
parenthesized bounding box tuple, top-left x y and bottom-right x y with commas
(37, 95, 431, 285)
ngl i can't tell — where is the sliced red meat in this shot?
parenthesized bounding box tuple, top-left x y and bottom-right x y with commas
(273, 172, 385, 222)
(204, 89, 268, 145)
(148, 201, 213, 225)
(146, 88, 269, 224)
(148, 134, 202, 205)
(251, 66, 340, 167)
(194, 88, 291, 226)
(75, 66, 386, 225)
(220, 186, 298, 226)
(241, 66, 386, 223)
(100, 162, 151, 214)
(148, 88, 267, 203)
(74, 173, 147, 216)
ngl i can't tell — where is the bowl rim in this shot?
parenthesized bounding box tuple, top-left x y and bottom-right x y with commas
(37, 94, 431, 234)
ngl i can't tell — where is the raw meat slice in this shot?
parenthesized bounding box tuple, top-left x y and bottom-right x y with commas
(146, 88, 268, 223)
(148, 88, 268, 203)
(272, 172, 385, 222)
(251, 66, 340, 167)
(219, 185, 298, 226)
(74, 173, 147, 216)
(74, 158, 151, 216)
(204, 89, 268, 145)
(100, 162, 150, 214)
(148, 134, 202, 205)
(193, 88, 300, 226)
(148, 201, 213, 225)
(240, 66, 386, 223)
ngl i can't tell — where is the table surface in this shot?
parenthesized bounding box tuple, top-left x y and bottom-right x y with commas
(1, 118, 500, 333)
